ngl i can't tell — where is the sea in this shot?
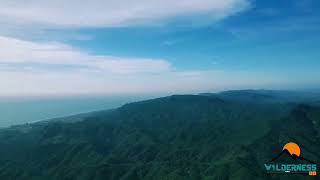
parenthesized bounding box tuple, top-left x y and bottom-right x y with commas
(0, 95, 150, 128)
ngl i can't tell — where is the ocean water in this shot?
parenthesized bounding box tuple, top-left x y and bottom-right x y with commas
(0, 96, 148, 128)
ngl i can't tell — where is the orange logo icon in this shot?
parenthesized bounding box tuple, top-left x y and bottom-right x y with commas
(283, 142, 301, 157)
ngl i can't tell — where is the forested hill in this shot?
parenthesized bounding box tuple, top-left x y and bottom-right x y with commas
(0, 91, 319, 180)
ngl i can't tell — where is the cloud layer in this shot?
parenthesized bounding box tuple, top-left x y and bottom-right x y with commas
(0, 36, 171, 74)
(0, 35, 312, 96)
(0, 36, 283, 96)
(0, 0, 249, 27)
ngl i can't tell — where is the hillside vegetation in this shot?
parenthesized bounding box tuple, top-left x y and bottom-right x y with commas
(0, 90, 319, 180)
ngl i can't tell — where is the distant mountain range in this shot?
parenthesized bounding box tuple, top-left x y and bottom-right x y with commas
(201, 89, 320, 104)
(0, 90, 319, 180)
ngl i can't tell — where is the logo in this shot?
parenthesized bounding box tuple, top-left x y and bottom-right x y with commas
(264, 142, 317, 176)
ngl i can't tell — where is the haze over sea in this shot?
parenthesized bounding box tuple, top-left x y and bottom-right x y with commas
(0, 96, 149, 128)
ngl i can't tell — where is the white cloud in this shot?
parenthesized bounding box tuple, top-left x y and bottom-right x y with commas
(0, 0, 250, 27)
(0, 36, 171, 74)
(0, 36, 313, 96)
(0, 36, 234, 96)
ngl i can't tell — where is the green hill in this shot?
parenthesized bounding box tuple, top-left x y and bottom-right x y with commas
(0, 91, 319, 179)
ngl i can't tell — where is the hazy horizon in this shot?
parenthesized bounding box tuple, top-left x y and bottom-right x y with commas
(1, 88, 320, 128)
(0, 95, 151, 128)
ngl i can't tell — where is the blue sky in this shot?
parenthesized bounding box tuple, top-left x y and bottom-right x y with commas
(0, 0, 319, 96)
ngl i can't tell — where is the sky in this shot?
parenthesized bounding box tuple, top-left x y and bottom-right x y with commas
(0, 0, 320, 96)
